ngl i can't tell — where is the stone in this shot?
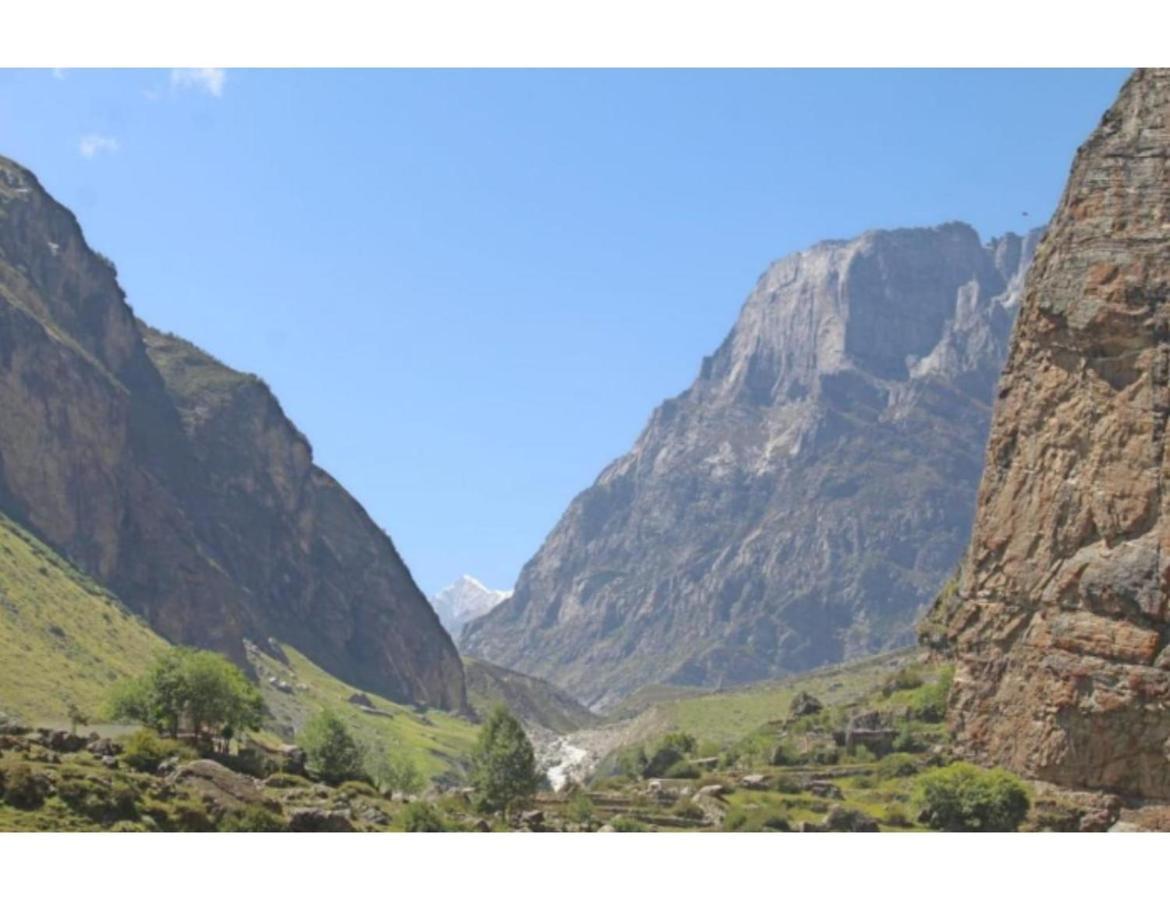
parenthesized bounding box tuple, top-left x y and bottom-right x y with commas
(823, 805, 879, 832)
(789, 691, 824, 718)
(807, 781, 844, 800)
(740, 774, 769, 790)
(929, 68, 1170, 801)
(87, 737, 121, 757)
(169, 759, 266, 813)
(696, 783, 729, 798)
(288, 807, 355, 832)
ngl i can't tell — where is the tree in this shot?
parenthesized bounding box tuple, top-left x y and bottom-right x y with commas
(107, 647, 263, 740)
(300, 710, 367, 785)
(916, 762, 1030, 832)
(468, 705, 539, 814)
(370, 753, 425, 796)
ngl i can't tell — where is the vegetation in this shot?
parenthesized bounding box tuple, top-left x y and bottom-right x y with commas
(120, 729, 195, 773)
(400, 801, 447, 832)
(300, 709, 368, 786)
(107, 647, 263, 740)
(468, 705, 540, 813)
(369, 753, 425, 796)
(0, 513, 167, 723)
(916, 762, 1030, 831)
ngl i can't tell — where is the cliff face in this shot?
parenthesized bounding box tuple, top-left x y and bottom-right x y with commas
(465, 221, 1039, 708)
(0, 156, 465, 710)
(931, 69, 1170, 799)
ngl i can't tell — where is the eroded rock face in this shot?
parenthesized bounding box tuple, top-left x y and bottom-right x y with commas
(0, 155, 465, 710)
(933, 69, 1170, 799)
(465, 220, 1040, 708)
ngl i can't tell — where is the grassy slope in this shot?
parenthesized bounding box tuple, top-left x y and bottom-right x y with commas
(249, 642, 477, 784)
(606, 649, 916, 749)
(0, 514, 167, 724)
(464, 657, 600, 734)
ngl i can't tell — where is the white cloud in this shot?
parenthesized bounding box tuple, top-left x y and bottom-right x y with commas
(79, 134, 120, 158)
(170, 68, 226, 98)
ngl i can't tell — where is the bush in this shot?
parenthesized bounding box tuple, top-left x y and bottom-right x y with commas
(884, 803, 913, 827)
(916, 763, 1030, 832)
(120, 729, 192, 773)
(770, 741, 803, 767)
(877, 753, 920, 779)
(772, 774, 802, 794)
(663, 760, 700, 779)
(669, 799, 706, 821)
(300, 710, 367, 786)
(564, 786, 595, 826)
(468, 706, 539, 813)
(762, 815, 791, 832)
(2, 764, 48, 809)
(609, 816, 648, 832)
(218, 805, 287, 832)
(849, 744, 875, 763)
(370, 754, 425, 796)
(882, 665, 925, 697)
(56, 770, 138, 823)
(263, 772, 311, 789)
(400, 801, 447, 832)
(723, 810, 749, 832)
(907, 667, 954, 724)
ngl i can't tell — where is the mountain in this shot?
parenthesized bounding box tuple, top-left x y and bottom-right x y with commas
(464, 221, 1041, 708)
(430, 575, 510, 638)
(0, 155, 465, 711)
(463, 657, 599, 734)
(928, 69, 1170, 800)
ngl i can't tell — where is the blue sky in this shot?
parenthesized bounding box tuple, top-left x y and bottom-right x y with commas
(0, 68, 1129, 595)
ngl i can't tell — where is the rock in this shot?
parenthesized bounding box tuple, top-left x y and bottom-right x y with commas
(798, 821, 823, 833)
(823, 805, 879, 832)
(597, 824, 616, 833)
(100, 755, 118, 769)
(87, 737, 121, 757)
(789, 691, 824, 718)
(169, 759, 266, 813)
(692, 794, 727, 827)
(696, 783, 729, 798)
(518, 809, 545, 830)
(930, 68, 1170, 801)
(740, 774, 769, 790)
(42, 730, 87, 753)
(471, 818, 492, 832)
(807, 781, 844, 800)
(288, 807, 354, 832)
(347, 692, 375, 709)
(463, 218, 1040, 706)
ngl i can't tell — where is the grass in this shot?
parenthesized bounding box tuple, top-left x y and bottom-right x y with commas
(0, 513, 168, 724)
(631, 649, 917, 748)
(248, 642, 478, 785)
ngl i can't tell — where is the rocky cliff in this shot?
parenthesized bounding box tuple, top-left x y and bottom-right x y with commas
(0, 155, 465, 710)
(464, 221, 1040, 708)
(929, 69, 1170, 799)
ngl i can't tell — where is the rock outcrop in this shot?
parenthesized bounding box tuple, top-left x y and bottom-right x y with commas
(0, 155, 465, 710)
(465, 220, 1040, 707)
(930, 69, 1170, 799)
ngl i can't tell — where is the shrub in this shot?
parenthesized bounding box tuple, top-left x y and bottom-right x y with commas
(669, 799, 706, 821)
(56, 771, 138, 823)
(657, 732, 698, 756)
(664, 760, 700, 779)
(892, 722, 925, 754)
(770, 741, 803, 767)
(167, 797, 215, 832)
(772, 774, 802, 794)
(915, 763, 1030, 832)
(300, 710, 367, 786)
(723, 810, 749, 832)
(877, 753, 920, 779)
(468, 706, 539, 813)
(849, 744, 875, 763)
(884, 803, 913, 827)
(120, 729, 192, 773)
(564, 786, 595, 825)
(907, 667, 954, 724)
(762, 815, 791, 831)
(882, 665, 925, 697)
(263, 772, 311, 789)
(2, 764, 48, 809)
(370, 754, 425, 796)
(218, 805, 287, 832)
(400, 801, 447, 832)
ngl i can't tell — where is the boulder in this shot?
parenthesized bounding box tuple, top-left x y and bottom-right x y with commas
(696, 783, 729, 798)
(740, 774, 769, 790)
(347, 692, 375, 709)
(823, 805, 879, 832)
(806, 781, 844, 800)
(169, 759, 266, 813)
(789, 691, 824, 718)
(87, 737, 122, 757)
(288, 807, 355, 832)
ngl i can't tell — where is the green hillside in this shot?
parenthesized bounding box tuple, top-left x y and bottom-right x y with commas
(0, 513, 168, 724)
(248, 642, 478, 784)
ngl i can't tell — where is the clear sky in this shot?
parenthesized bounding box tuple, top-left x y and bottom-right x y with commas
(0, 68, 1129, 595)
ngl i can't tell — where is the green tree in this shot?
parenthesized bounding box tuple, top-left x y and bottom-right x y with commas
(370, 753, 425, 795)
(916, 762, 1030, 832)
(468, 705, 540, 814)
(400, 801, 447, 832)
(301, 710, 367, 785)
(107, 648, 262, 740)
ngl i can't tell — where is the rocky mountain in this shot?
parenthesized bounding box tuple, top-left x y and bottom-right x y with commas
(431, 575, 510, 638)
(928, 69, 1170, 799)
(463, 657, 599, 734)
(464, 221, 1042, 708)
(0, 154, 465, 711)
